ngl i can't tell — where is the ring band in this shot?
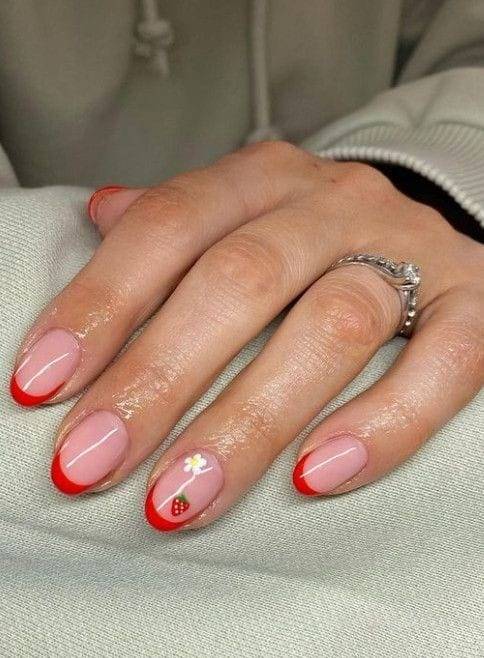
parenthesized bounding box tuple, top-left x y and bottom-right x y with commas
(327, 254, 421, 336)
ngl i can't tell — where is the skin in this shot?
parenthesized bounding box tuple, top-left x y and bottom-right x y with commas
(11, 142, 484, 530)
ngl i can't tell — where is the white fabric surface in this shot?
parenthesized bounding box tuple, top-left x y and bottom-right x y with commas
(0, 186, 482, 657)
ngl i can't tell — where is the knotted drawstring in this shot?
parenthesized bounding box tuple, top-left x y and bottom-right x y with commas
(134, 0, 174, 78)
(134, 0, 283, 141)
(245, 0, 283, 143)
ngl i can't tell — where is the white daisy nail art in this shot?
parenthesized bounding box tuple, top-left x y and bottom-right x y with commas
(183, 453, 207, 475)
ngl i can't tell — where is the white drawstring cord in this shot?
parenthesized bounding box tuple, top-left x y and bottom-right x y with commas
(134, 0, 282, 141)
(135, 0, 174, 77)
(245, 0, 283, 143)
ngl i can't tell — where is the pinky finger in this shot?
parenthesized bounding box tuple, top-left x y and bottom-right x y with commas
(293, 289, 484, 496)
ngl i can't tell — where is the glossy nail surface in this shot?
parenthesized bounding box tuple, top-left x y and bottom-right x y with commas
(11, 329, 80, 406)
(51, 411, 129, 495)
(145, 451, 224, 532)
(293, 435, 368, 496)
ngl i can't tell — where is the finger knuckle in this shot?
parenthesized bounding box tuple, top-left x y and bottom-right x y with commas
(332, 161, 395, 200)
(239, 401, 281, 443)
(413, 202, 446, 229)
(237, 139, 303, 164)
(142, 179, 197, 215)
(132, 178, 202, 245)
(305, 279, 387, 348)
(67, 277, 129, 327)
(382, 394, 430, 439)
(199, 232, 286, 301)
(403, 200, 450, 236)
(113, 359, 182, 414)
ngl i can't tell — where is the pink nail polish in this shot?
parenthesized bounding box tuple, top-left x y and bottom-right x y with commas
(293, 435, 368, 496)
(51, 411, 129, 495)
(10, 329, 80, 406)
(145, 451, 224, 532)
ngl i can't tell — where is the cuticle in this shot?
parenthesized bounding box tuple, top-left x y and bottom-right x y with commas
(302, 430, 362, 457)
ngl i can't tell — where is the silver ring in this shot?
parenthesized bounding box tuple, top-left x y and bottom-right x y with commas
(327, 254, 421, 336)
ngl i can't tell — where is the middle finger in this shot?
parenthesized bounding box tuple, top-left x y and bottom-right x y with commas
(144, 265, 401, 531)
(50, 184, 351, 494)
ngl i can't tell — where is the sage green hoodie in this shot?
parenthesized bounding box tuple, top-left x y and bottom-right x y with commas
(0, 0, 484, 227)
(0, 3, 483, 658)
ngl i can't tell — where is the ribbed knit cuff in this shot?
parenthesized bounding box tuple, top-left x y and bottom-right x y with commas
(310, 123, 484, 228)
(0, 144, 17, 188)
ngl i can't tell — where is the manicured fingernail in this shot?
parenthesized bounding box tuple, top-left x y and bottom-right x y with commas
(87, 185, 126, 221)
(145, 451, 224, 532)
(51, 411, 129, 495)
(10, 329, 80, 406)
(293, 435, 368, 496)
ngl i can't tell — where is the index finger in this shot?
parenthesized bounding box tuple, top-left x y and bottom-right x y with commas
(10, 142, 314, 406)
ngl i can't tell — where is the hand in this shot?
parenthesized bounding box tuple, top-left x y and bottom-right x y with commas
(10, 142, 484, 532)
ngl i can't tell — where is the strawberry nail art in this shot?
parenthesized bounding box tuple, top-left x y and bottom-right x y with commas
(145, 451, 224, 532)
(172, 493, 190, 516)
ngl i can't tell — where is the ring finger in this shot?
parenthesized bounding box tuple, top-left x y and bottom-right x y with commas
(144, 265, 402, 531)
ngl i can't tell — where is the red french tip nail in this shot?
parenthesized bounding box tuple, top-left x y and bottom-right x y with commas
(50, 452, 89, 496)
(87, 185, 126, 222)
(144, 486, 184, 532)
(292, 453, 319, 497)
(10, 375, 63, 407)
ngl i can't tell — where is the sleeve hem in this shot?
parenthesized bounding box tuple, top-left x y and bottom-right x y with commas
(310, 123, 484, 228)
